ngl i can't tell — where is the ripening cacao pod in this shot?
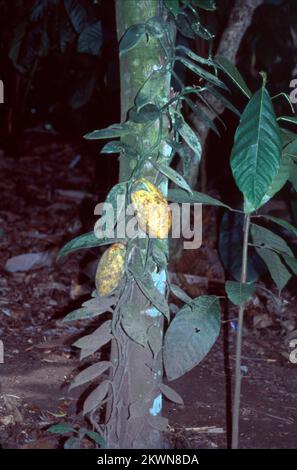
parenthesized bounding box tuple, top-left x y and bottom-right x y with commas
(131, 178, 171, 238)
(95, 243, 126, 296)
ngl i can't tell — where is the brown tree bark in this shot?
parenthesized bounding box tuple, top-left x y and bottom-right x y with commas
(105, 0, 175, 449)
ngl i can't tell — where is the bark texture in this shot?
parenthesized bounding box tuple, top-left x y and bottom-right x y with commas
(190, 0, 264, 191)
(105, 0, 174, 449)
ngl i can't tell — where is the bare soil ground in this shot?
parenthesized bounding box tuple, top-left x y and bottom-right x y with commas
(0, 136, 296, 449)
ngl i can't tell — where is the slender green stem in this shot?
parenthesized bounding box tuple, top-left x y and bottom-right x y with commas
(231, 212, 251, 449)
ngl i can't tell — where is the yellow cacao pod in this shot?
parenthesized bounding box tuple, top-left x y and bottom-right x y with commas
(131, 178, 171, 238)
(95, 243, 126, 296)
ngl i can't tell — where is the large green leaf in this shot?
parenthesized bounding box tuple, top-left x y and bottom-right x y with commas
(225, 281, 255, 306)
(168, 188, 233, 210)
(164, 295, 221, 381)
(260, 215, 297, 238)
(215, 55, 251, 98)
(255, 247, 291, 292)
(254, 153, 292, 209)
(251, 224, 294, 257)
(231, 86, 282, 211)
(58, 232, 118, 258)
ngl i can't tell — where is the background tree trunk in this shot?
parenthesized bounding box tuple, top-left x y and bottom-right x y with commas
(190, 0, 264, 192)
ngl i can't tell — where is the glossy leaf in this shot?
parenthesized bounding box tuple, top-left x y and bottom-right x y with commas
(255, 247, 291, 292)
(231, 86, 282, 211)
(256, 153, 292, 208)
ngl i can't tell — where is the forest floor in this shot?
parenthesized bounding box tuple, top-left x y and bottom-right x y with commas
(0, 135, 296, 449)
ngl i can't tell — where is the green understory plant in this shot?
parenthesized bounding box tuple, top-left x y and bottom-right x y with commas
(171, 67, 297, 447)
(57, 0, 231, 449)
(56, 0, 297, 450)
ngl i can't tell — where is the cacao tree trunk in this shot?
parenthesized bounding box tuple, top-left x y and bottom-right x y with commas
(105, 0, 175, 449)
